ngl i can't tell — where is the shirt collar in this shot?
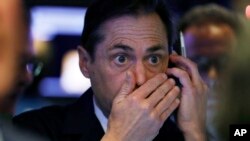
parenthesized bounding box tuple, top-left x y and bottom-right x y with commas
(93, 96, 108, 132)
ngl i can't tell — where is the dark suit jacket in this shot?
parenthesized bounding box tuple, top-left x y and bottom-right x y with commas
(13, 88, 184, 141)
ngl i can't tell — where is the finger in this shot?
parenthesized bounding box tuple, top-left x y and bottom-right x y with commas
(166, 68, 192, 89)
(160, 98, 180, 121)
(131, 73, 167, 99)
(169, 55, 201, 84)
(155, 86, 180, 114)
(145, 78, 175, 108)
(169, 55, 207, 94)
(115, 71, 135, 103)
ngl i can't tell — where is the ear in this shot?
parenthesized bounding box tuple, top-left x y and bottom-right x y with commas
(77, 46, 91, 78)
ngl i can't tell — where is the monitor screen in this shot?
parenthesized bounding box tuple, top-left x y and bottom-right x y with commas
(30, 6, 91, 97)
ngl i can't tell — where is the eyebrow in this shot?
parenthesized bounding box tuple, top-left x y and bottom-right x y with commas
(146, 45, 166, 53)
(109, 44, 166, 52)
(109, 44, 134, 52)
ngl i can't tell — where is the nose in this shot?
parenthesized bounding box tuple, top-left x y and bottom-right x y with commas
(133, 61, 147, 86)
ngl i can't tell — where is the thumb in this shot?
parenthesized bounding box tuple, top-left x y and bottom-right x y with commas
(115, 71, 135, 102)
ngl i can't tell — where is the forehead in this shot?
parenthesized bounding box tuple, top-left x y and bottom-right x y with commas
(98, 13, 168, 49)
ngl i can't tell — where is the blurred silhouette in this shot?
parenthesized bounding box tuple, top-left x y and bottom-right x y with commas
(0, 1, 44, 115)
(177, 4, 241, 141)
(0, 0, 30, 116)
(215, 18, 250, 141)
(178, 4, 240, 90)
(0, 0, 47, 140)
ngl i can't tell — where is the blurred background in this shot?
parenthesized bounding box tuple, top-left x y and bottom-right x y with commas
(15, 0, 250, 115)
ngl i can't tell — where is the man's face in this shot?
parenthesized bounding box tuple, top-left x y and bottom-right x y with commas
(184, 23, 236, 87)
(79, 13, 169, 116)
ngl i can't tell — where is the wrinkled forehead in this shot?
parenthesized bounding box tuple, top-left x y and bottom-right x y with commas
(99, 13, 168, 45)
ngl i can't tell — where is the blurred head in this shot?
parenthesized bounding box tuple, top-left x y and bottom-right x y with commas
(78, 0, 172, 116)
(178, 4, 240, 89)
(0, 0, 33, 114)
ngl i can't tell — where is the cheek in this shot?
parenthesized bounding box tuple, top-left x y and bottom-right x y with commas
(105, 71, 125, 96)
(147, 66, 167, 80)
(147, 65, 167, 76)
(90, 66, 126, 102)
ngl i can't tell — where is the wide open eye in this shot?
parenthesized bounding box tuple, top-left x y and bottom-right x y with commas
(148, 55, 160, 65)
(114, 54, 128, 65)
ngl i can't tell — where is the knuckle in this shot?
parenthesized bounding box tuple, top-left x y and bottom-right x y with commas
(149, 112, 158, 120)
(141, 101, 151, 111)
(130, 95, 139, 102)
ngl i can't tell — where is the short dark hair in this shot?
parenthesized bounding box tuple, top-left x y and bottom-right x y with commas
(80, 0, 173, 60)
(178, 4, 240, 34)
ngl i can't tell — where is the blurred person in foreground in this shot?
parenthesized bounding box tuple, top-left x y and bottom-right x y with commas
(215, 18, 250, 141)
(177, 4, 240, 141)
(14, 0, 207, 141)
(0, 0, 47, 141)
(0, 0, 32, 116)
(0, 0, 37, 116)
